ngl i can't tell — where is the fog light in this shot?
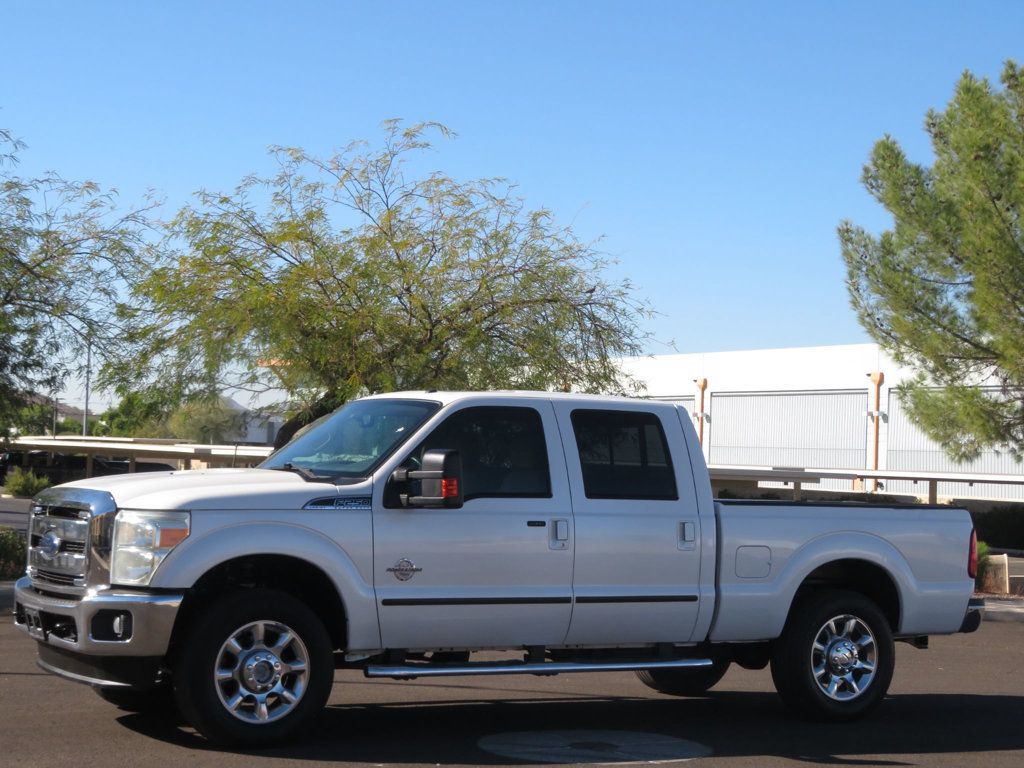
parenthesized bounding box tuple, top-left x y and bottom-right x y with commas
(91, 610, 133, 641)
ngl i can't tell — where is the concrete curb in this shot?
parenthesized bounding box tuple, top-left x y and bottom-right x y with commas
(991, 548, 1024, 557)
(982, 597, 1024, 623)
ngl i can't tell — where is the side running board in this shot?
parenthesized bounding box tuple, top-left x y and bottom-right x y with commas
(365, 657, 713, 679)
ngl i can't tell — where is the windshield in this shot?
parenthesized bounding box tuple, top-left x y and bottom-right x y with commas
(261, 399, 440, 480)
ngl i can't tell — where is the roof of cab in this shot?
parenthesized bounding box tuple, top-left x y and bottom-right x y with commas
(359, 390, 671, 407)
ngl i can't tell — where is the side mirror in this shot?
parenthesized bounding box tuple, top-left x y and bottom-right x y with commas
(391, 448, 463, 508)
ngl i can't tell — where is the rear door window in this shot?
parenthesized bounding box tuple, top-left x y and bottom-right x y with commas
(570, 409, 678, 500)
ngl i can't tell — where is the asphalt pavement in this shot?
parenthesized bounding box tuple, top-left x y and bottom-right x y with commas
(0, 616, 1022, 768)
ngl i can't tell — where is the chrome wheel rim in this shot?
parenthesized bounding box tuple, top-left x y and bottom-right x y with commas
(810, 613, 876, 701)
(214, 620, 310, 723)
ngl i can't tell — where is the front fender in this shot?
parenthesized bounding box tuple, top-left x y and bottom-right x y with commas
(151, 521, 381, 652)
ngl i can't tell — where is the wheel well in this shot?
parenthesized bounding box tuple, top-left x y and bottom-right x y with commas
(795, 559, 901, 631)
(168, 555, 348, 657)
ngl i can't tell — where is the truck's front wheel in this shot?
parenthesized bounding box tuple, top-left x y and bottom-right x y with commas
(771, 589, 894, 721)
(173, 590, 334, 746)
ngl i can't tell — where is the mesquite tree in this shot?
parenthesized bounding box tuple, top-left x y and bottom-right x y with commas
(109, 122, 651, 443)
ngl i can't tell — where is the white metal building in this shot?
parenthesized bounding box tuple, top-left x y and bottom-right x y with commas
(620, 343, 1024, 501)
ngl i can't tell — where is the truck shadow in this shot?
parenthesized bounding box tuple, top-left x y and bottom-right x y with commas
(117, 691, 1024, 763)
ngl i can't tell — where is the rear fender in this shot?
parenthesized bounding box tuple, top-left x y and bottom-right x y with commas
(711, 531, 916, 641)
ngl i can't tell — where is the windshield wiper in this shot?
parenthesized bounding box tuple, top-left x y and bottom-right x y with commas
(268, 463, 331, 482)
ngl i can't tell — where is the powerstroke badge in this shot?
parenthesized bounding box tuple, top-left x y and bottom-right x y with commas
(386, 559, 423, 582)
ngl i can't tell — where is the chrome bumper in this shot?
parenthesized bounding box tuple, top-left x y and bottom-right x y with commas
(12, 576, 183, 657)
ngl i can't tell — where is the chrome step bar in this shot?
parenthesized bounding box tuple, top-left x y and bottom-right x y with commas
(365, 657, 713, 678)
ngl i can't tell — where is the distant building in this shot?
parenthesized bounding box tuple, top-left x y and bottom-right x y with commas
(620, 343, 1022, 501)
(219, 397, 286, 446)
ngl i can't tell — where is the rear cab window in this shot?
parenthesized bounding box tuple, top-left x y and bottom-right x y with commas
(570, 409, 678, 500)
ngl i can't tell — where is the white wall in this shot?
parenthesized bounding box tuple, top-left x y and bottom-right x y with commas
(620, 343, 1023, 501)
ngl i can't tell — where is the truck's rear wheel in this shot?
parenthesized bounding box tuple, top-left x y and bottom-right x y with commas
(173, 590, 334, 746)
(771, 589, 894, 721)
(636, 659, 730, 696)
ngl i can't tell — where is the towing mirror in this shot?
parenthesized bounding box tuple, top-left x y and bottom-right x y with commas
(391, 449, 463, 508)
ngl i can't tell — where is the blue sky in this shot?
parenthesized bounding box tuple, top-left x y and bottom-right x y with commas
(4, 1, 1023, 408)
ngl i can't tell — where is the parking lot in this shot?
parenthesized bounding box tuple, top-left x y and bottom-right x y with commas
(1, 614, 1021, 768)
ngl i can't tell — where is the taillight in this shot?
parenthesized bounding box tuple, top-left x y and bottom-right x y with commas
(968, 528, 978, 579)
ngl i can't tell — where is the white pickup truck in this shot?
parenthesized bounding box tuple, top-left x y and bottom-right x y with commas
(13, 391, 982, 745)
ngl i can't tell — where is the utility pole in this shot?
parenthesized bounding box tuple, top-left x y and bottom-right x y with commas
(52, 396, 59, 435)
(82, 341, 91, 437)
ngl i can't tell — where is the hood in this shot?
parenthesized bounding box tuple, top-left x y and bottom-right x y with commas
(56, 468, 358, 511)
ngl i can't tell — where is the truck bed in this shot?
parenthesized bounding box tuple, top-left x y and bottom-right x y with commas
(710, 499, 975, 642)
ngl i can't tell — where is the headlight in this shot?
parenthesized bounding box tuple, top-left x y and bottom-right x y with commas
(110, 510, 190, 586)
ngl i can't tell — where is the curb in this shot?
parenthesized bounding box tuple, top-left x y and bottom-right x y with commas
(983, 597, 1024, 623)
(991, 548, 1024, 557)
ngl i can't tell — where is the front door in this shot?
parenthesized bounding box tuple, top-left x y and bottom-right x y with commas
(372, 400, 574, 650)
(552, 402, 703, 645)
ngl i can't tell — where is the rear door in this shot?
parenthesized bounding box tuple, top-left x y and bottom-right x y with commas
(552, 401, 703, 644)
(372, 399, 574, 649)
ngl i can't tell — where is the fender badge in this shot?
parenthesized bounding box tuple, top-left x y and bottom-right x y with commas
(387, 559, 423, 582)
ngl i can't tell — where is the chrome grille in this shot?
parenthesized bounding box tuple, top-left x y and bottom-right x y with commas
(27, 487, 118, 596)
(33, 568, 81, 587)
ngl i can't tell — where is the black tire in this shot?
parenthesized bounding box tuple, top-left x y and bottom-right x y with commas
(173, 589, 334, 746)
(770, 589, 894, 721)
(96, 685, 177, 713)
(635, 658, 731, 696)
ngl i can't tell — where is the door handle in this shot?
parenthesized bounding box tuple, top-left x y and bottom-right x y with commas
(550, 518, 569, 550)
(678, 521, 696, 550)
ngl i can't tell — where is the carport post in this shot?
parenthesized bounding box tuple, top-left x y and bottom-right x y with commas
(129, 456, 137, 473)
(792, 481, 802, 501)
(868, 371, 884, 491)
(928, 480, 938, 505)
(85, 454, 93, 478)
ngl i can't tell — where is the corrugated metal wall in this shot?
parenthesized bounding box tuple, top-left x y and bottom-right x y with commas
(650, 395, 695, 424)
(885, 390, 1023, 500)
(708, 390, 869, 468)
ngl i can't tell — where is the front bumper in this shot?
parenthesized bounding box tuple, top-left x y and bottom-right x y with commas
(12, 576, 183, 659)
(959, 597, 985, 633)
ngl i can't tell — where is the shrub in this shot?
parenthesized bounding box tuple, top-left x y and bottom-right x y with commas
(3, 467, 51, 498)
(0, 527, 26, 580)
(971, 506, 1024, 550)
(975, 540, 991, 591)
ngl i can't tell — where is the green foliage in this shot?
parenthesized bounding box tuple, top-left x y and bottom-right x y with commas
(0, 527, 25, 580)
(0, 126, 154, 431)
(975, 539, 991, 590)
(54, 418, 81, 435)
(106, 121, 650, 420)
(9, 403, 52, 434)
(165, 398, 244, 443)
(4, 467, 51, 497)
(100, 388, 181, 437)
(972, 506, 1024, 549)
(840, 61, 1024, 461)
